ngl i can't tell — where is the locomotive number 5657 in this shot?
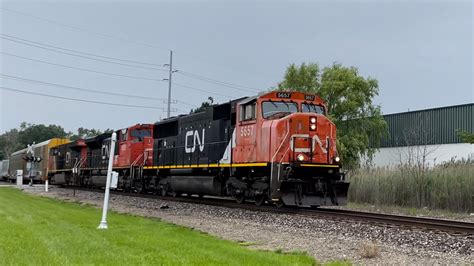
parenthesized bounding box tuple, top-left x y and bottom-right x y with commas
(240, 125, 254, 137)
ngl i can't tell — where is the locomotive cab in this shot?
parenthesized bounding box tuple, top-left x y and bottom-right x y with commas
(233, 91, 349, 207)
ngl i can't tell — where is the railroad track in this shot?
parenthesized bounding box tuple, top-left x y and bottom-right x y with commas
(295, 208, 474, 235)
(65, 186, 474, 235)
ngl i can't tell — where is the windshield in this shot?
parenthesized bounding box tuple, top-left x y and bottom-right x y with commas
(131, 129, 151, 138)
(302, 103, 325, 114)
(262, 101, 298, 119)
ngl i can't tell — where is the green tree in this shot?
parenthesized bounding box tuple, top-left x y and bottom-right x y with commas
(0, 123, 68, 159)
(190, 97, 214, 114)
(0, 129, 22, 160)
(17, 122, 68, 147)
(278, 62, 387, 169)
(68, 127, 111, 141)
(457, 130, 474, 144)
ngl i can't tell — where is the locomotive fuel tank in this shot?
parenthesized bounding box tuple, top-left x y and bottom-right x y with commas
(168, 176, 223, 196)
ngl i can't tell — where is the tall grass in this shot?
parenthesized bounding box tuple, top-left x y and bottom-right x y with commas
(348, 159, 474, 213)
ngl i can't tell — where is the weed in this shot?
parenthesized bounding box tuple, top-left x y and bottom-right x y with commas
(359, 241, 379, 259)
(348, 160, 473, 212)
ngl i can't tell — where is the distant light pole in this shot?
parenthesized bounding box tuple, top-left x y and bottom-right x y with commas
(163, 50, 177, 118)
(97, 132, 117, 230)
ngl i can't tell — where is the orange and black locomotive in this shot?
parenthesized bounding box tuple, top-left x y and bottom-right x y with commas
(49, 91, 349, 207)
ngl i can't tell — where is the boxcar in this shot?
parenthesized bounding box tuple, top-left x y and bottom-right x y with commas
(8, 138, 70, 183)
(0, 160, 9, 181)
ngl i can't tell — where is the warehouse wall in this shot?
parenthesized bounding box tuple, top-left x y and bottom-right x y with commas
(378, 103, 473, 147)
(366, 143, 473, 168)
(364, 103, 473, 168)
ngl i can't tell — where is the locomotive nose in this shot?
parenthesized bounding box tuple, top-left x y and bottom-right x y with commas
(288, 113, 337, 164)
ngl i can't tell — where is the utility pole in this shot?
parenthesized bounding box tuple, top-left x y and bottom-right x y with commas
(166, 50, 173, 118)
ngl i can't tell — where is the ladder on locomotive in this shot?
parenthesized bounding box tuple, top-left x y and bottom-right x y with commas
(72, 157, 86, 185)
(130, 151, 147, 184)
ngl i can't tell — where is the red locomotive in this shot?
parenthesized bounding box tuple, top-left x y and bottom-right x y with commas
(49, 91, 349, 207)
(49, 124, 153, 188)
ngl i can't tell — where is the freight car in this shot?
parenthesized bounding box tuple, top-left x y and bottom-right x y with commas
(8, 138, 70, 183)
(0, 160, 9, 181)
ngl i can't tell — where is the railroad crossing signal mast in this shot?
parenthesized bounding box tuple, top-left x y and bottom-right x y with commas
(24, 142, 41, 186)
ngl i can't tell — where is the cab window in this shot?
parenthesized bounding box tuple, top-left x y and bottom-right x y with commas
(240, 102, 256, 121)
(302, 103, 325, 114)
(120, 128, 128, 141)
(262, 101, 298, 119)
(131, 129, 152, 138)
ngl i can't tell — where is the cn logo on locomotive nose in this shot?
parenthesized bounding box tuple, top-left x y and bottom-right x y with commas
(290, 134, 328, 153)
(185, 129, 205, 153)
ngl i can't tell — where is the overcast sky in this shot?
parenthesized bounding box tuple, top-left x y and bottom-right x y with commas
(0, 0, 472, 134)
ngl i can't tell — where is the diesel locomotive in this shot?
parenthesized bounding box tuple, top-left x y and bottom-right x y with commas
(48, 91, 349, 207)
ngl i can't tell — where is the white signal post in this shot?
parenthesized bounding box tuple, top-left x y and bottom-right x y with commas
(97, 132, 117, 230)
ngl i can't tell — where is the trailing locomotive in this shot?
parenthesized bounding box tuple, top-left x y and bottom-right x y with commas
(49, 124, 153, 188)
(49, 91, 349, 207)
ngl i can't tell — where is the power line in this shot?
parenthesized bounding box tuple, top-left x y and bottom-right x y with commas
(0, 52, 162, 82)
(175, 69, 260, 93)
(1, 52, 235, 101)
(0, 73, 168, 101)
(0, 7, 274, 89)
(0, 33, 165, 67)
(173, 82, 235, 98)
(0, 7, 172, 52)
(0, 86, 170, 110)
(1, 36, 168, 72)
(0, 73, 197, 108)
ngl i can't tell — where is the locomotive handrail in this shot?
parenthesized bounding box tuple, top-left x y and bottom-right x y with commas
(73, 157, 86, 173)
(270, 120, 290, 186)
(271, 121, 290, 163)
(131, 153, 144, 167)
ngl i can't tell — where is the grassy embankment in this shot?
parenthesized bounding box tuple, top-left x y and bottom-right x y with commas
(348, 160, 473, 213)
(0, 188, 315, 265)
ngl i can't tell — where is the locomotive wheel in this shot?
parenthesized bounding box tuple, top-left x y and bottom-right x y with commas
(160, 186, 167, 197)
(235, 193, 245, 204)
(134, 180, 144, 193)
(254, 194, 265, 206)
(274, 199, 285, 208)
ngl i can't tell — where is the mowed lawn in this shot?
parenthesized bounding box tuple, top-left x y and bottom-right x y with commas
(0, 188, 315, 265)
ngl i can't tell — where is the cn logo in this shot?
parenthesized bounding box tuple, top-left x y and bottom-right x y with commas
(185, 129, 205, 153)
(290, 134, 328, 154)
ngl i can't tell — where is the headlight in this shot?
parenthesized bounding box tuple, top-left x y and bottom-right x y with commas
(297, 154, 305, 161)
(334, 156, 340, 163)
(310, 124, 316, 130)
(310, 117, 317, 123)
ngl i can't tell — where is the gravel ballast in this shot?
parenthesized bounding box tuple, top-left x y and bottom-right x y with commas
(23, 187, 474, 264)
